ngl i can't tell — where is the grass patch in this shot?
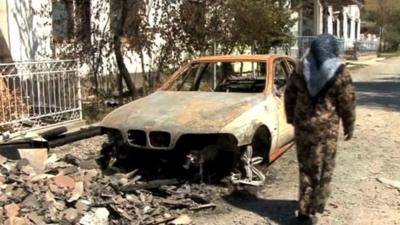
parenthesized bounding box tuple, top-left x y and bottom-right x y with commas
(378, 52, 400, 58)
(347, 64, 368, 71)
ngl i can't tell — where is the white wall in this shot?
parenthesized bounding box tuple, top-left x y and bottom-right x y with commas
(0, 1, 9, 47)
(7, 0, 53, 61)
(5, 0, 151, 76)
(89, 0, 156, 78)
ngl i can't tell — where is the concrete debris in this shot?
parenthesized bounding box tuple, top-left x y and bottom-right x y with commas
(67, 181, 84, 202)
(17, 148, 48, 174)
(26, 212, 46, 225)
(46, 154, 58, 165)
(169, 214, 192, 225)
(0, 152, 219, 225)
(63, 208, 79, 223)
(4, 216, 30, 225)
(377, 178, 400, 190)
(79, 159, 100, 170)
(80, 208, 109, 225)
(0, 154, 7, 164)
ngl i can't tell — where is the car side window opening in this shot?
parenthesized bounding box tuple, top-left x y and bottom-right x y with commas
(169, 61, 267, 93)
(285, 60, 295, 75)
(197, 63, 218, 91)
(274, 60, 289, 96)
(173, 63, 203, 91)
(215, 61, 267, 92)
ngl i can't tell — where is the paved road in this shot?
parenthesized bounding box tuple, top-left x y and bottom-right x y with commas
(194, 57, 400, 225)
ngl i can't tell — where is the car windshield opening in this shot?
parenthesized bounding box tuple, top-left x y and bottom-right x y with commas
(169, 61, 267, 93)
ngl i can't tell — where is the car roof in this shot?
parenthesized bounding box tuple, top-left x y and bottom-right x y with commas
(192, 54, 289, 63)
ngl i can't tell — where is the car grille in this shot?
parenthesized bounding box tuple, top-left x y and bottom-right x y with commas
(149, 131, 171, 148)
(127, 130, 147, 146)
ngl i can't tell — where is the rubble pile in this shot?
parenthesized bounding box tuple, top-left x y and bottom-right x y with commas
(0, 153, 223, 225)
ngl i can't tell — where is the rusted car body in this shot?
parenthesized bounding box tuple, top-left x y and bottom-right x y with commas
(101, 55, 295, 182)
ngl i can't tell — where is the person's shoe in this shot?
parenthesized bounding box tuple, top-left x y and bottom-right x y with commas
(310, 215, 318, 225)
(296, 214, 318, 225)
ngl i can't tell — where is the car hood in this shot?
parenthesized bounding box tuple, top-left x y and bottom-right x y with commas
(101, 91, 264, 133)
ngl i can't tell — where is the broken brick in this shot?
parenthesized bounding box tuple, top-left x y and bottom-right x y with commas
(53, 175, 75, 190)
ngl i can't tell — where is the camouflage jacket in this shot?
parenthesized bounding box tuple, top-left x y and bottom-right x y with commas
(284, 63, 356, 137)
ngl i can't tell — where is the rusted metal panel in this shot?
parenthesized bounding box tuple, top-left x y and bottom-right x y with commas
(101, 91, 264, 149)
(193, 54, 284, 63)
(159, 63, 191, 91)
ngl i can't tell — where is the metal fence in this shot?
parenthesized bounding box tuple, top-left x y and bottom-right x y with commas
(271, 36, 342, 58)
(355, 40, 379, 54)
(295, 36, 346, 58)
(0, 60, 82, 133)
(271, 36, 379, 58)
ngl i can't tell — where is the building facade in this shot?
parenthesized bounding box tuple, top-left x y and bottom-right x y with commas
(293, 0, 363, 49)
(0, 0, 367, 63)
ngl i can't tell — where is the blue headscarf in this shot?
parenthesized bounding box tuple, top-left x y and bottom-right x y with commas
(303, 34, 344, 98)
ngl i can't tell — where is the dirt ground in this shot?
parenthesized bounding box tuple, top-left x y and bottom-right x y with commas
(53, 57, 400, 225)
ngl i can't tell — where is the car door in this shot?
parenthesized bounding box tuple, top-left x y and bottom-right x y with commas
(273, 58, 294, 148)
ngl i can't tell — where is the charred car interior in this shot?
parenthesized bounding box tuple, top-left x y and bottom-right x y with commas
(169, 61, 267, 93)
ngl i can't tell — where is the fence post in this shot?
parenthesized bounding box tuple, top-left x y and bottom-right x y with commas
(76, 61, 83, 121)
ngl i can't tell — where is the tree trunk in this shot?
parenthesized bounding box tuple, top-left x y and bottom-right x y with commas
(147, 49, 154, 90)
(112, 0, 136, 99)
(0, 29, 12, 63)
(378, 26, 384, 56)
(140, 51, 148, 96)
(114, 36, 136, 98)
(117, 60, 123, 104)
(75, 0, 91, 53)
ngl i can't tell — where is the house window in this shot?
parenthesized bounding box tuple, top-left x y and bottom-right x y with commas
(52, 0, 74, 42)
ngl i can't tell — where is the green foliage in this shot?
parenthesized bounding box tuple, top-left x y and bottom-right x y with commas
(364, 0, 400, 51)
(153, 0, 295, 67)
(47, 0, 297, 95)
(227, 0, 295, 54)
(384, 8, 400, 50)
(361, 7, 377, 22)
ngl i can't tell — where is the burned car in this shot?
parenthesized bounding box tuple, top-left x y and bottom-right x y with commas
(101, 55, 295, 185)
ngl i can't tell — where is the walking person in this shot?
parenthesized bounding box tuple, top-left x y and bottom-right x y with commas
(284, 34, 356, 224)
